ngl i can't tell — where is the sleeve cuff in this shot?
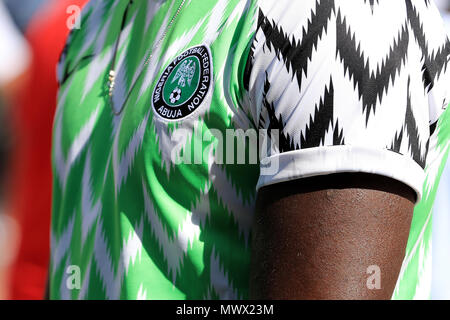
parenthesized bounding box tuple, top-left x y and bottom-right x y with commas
(257, 145, 425, 203)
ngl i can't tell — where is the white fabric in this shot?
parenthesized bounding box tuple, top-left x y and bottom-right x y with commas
(0, 0, 30, 86)
(257, 145, 425, 201)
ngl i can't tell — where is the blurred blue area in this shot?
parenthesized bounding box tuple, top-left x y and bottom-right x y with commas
(3, 0, 49, 32)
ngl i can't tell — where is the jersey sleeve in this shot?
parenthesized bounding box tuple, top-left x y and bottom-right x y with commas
(245, 0, 450, 202)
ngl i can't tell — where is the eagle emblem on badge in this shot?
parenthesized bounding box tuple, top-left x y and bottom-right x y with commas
(171, 59, 196, 88)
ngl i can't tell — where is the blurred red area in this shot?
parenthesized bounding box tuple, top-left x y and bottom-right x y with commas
(6, 0, 88, 300)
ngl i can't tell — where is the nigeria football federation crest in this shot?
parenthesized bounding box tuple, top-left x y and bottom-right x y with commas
(152, 45, 213, 121)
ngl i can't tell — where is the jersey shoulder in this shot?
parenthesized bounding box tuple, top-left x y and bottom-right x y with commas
(57, 0, 117, 85)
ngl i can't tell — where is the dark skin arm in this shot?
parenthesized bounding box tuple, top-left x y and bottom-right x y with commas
(249, 173, 416, 300)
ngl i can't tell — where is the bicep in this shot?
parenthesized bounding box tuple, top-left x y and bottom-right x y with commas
(249, 173, 416, 300)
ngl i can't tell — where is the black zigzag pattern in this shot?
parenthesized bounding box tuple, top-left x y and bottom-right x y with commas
(250, 0, 449, 166)
(257, 0, 334, 90)
(255, 2, 411, 124)
(363, 0, 379, 14)
(263, 76, 299, 153)
(300, 79, 346, 148)
(404, 78, 429, 169)
(406, 0, 450, 92)
(336, 9, 409, 124)
(263, 75, 344, 150)
(389, 77, 429, 169)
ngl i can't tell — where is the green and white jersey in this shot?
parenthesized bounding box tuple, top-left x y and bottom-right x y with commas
(51, 0, 450, 300)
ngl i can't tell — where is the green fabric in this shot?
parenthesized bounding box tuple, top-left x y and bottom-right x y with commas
(392, 107, 450, 300)
(51, 0, 258, 300)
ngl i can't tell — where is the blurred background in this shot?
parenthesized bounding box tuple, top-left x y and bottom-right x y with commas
(0, 0, 449, 300)
(0, 0, 88, 299)
(423, 0, 450, 301)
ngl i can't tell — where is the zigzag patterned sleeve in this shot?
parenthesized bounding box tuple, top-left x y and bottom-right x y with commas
(56, 1, 94, 86)
(245, 0, 450, 202)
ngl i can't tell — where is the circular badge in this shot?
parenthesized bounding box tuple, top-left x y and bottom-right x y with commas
(152, 45, 212, 121)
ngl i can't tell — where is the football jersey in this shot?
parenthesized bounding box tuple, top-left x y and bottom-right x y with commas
(50, 0, 450, 300)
